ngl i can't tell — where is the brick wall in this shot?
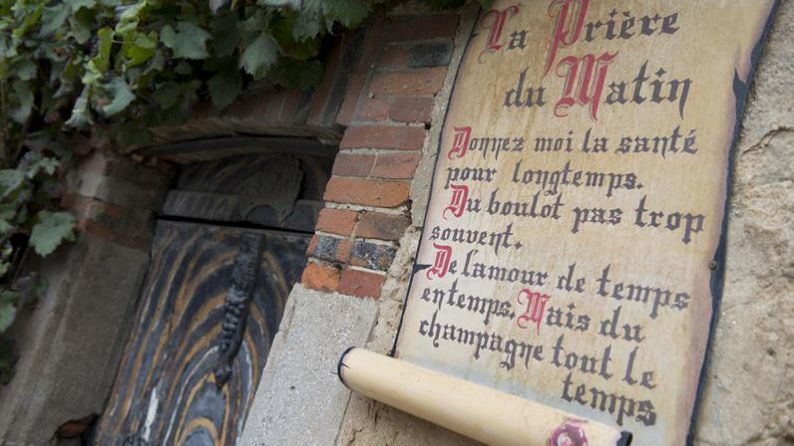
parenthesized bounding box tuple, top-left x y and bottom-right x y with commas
(301, 12, 461, 299)
(62, 151, 170, 250)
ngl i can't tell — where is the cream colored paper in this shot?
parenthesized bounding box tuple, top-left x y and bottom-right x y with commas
(340, 348, 628, 446)
(394, 1, 776, 444)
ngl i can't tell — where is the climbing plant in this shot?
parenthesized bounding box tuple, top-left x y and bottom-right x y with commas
(0, 0, 386, 380)
(0, 0, 481, 380)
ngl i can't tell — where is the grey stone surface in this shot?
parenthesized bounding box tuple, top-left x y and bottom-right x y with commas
(0, 233, 150, 445)
(66, 170, 163, 209)
(694, 2, 794, 445)
(238, 285, 378, 446)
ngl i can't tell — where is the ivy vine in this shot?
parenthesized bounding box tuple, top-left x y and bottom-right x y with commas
(0, 0, 476, 380)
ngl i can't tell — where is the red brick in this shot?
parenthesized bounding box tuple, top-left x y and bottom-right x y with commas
(307, 37, 343, 126)
(338, 268, 385, 298)
(378, 45, 410, 69)
(75, 153, 109, 175)
(61, 193, 93, 216)
(370, 68, 447, 96)
(226, 87, 272, 118)
(301, 262, 341, 292)
(332, 153, 375, 177)
(324, 178, 410, 208)
(73, 206, 152, 250)
(336, 239, 353, 262)
(356, 98, 391, 121)
(337, 17, 386, 126)
(356, 212, 411, 240)
(280, 90, 303, 124)
(389, 97, 434, 123)
(265, 91, 286, 123)
(340, 125, 426, 150)
(371, 153, 421, 179)
(337, 72, 368, 127)
(386, 15, 460, 43)
(63, 194, 124, 222)
(315, 208, 359, 235)
(307, 235, 320, 256)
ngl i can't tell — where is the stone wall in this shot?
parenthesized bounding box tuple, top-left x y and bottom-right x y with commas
(693, 1, 794, 444)
(0, 152, 170, 445)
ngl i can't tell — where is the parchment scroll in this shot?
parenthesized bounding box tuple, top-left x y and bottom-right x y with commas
(393, 2, 777, 444)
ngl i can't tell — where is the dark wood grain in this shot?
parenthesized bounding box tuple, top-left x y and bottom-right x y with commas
(92, 221, 308, 446)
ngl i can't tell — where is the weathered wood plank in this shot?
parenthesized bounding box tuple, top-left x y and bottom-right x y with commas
(163, 154, 332, 232)
(93, 221, 308, 446)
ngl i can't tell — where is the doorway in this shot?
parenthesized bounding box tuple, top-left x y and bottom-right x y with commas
(92, 146, 334, 445)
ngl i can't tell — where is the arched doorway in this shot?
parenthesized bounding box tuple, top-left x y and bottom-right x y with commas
(92, 138, 336, 445)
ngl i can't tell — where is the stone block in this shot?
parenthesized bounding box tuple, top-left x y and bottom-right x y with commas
(238, 285, 378, 446)
(0, 234, 150, 445)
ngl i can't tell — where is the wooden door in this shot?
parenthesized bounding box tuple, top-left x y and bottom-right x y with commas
(92, 221, 308, 445)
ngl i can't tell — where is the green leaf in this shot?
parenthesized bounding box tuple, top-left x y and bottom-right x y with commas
(239, 9, 269, 38)
(294, 10, 321, 41)
(94, 27, 114, 72)
(209, 0, 229, 13)
(270, 58, 323, 89)
(14, 59, 36, 81)
(115, 3, 145, 34)
(10, 81, 33, 124)
(29, 211, 76, 256)
(173, 61, 193, 75)
(39, 5, 70, 37)
(65, 87, 94, 128)
(151, 82, 181, 109)
(0, 203, 15, 233)
(240, 34, 279, 79)
(0, 291, 18, 333)
(208, 67, 242, 110)
(272, 13, 321, 60)
(97, 77, 135, 116)
(111, 119, 151, 147)
(144, 48, 166, 74)
(65, 0, 98, 11)
(258, 0, 301, 8)
(210, 14, 240, 57)
(69, 8, 94, 44)
(322, 0, 370, 28)
(161, 22, 212, 60)
(0, 170, 24, 199)
(125, 31, 157, 67)
(20, 152, 60, 178)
